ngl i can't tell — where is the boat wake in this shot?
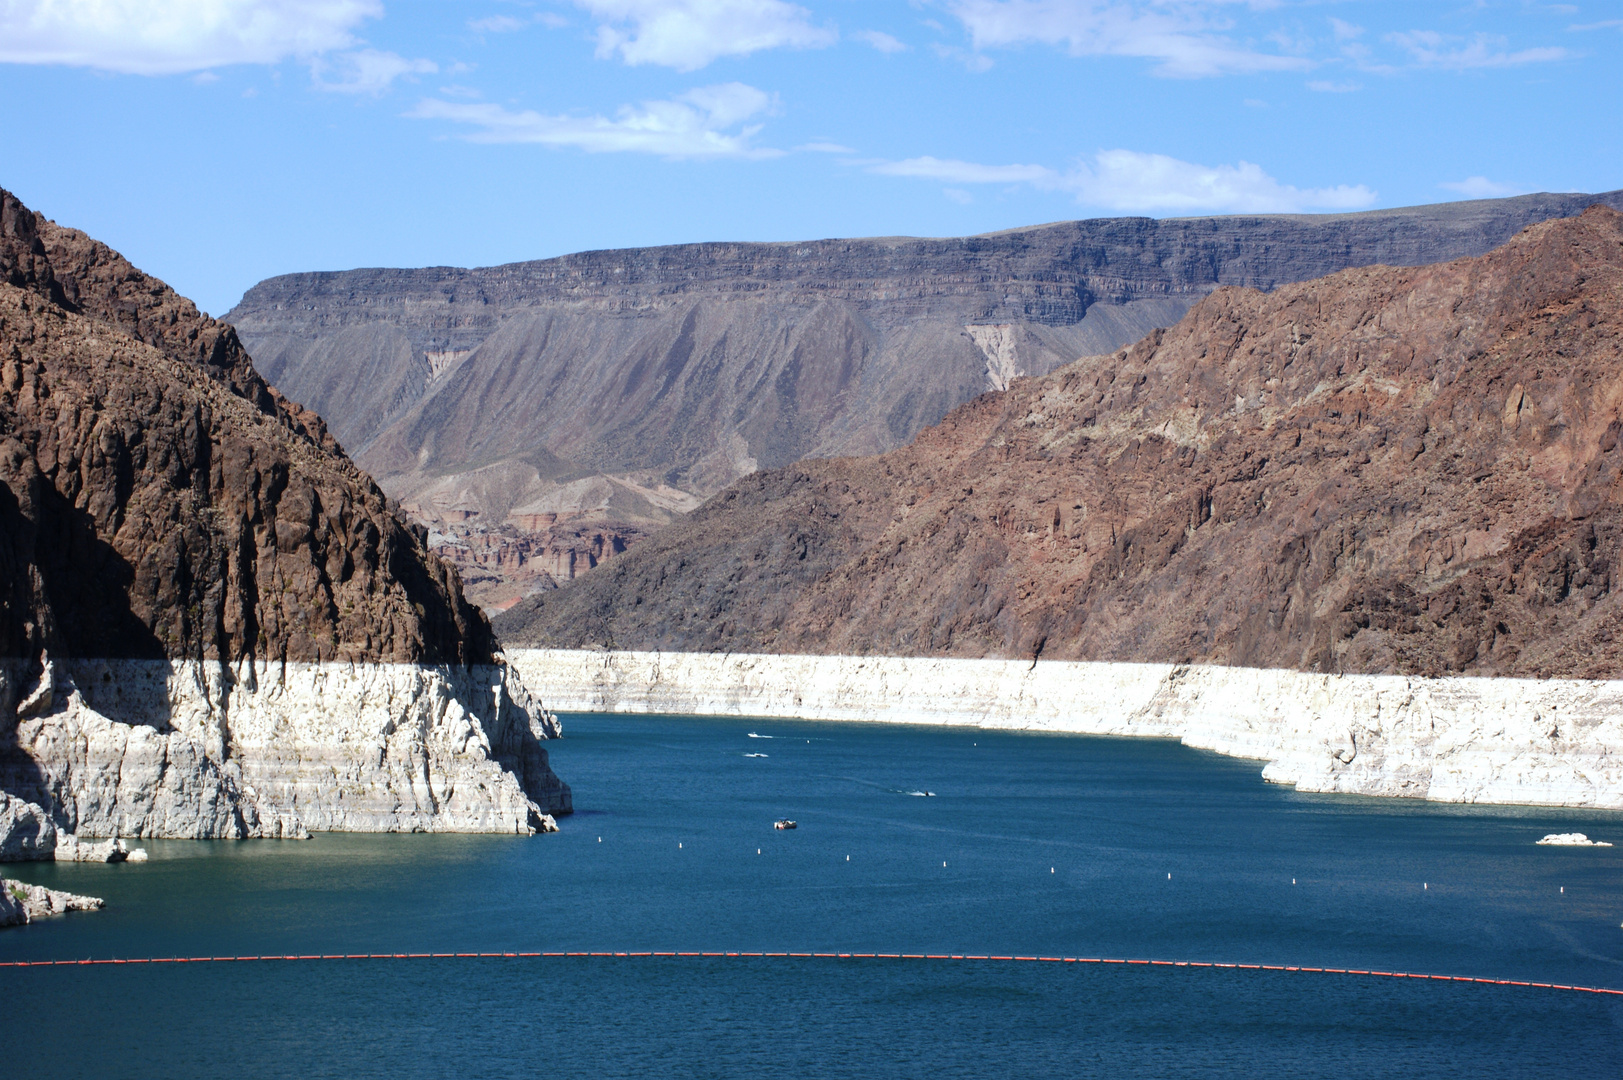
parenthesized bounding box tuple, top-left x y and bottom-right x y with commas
(744, 753, 769, 758)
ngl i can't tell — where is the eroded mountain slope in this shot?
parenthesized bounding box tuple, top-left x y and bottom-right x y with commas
(498, 206, 1623, 680)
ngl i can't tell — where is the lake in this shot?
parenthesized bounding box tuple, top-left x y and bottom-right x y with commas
(3, 712, 1622, 1077)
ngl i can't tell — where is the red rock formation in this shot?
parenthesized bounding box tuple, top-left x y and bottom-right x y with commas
(499, 206, 1623, 679)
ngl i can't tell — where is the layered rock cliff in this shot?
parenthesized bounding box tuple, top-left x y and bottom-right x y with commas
(498, 206, 1623, 684)
(229, 190, 1623, 608)
(0, 188, 569, 855)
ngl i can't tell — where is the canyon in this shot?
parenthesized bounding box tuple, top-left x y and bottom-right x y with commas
(228, 191, 1623, 607)
(494, 205, 1623, 808)
(0, 187, 569, 865)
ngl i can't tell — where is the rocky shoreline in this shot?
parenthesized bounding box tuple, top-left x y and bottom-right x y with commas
(0, 877, 102, 928)
(1, 655, 571, 853)
(511, 649, 1623, 811)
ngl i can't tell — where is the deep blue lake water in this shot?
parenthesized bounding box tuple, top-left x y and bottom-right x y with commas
(4, 712, 1623, 1078)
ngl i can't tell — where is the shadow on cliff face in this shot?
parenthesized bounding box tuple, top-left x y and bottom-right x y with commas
(0, 444, 167, 662)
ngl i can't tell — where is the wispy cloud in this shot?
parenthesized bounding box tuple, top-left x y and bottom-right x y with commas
(943, 0, 1313, 78)
(1386, 31, 1567, 70)
(796, 140, 856, 153)
(409, 81, 783, 158)
(0, 0, 379, 75)
(854, 29, 908, 53)
(872, 156, 1054, 184)
(868, 148, 1377, 214)
(1306, 79, 1359, 93)
(1439, 177, 1529, 199)
(312, 48, 436, 94)
(469, 15, 529, 34)
(572, 0, 836, 71)
(469, 12, 569, 33)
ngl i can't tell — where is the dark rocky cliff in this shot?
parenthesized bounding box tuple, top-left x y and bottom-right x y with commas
(497, 206, 1623, 680)
(228, 192, 1623, 611)
(0, 188, 495, 665)
(0, 188, 569, 846)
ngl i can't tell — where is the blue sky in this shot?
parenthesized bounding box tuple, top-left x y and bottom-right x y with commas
(2, 1, 1619, 316)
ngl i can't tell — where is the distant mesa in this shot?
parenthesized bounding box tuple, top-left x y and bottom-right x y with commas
(227, 190, 1623, 610)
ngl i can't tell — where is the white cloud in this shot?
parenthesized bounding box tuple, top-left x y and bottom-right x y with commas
(1439, 177, 1528, 199)
(573, 0, 836, 71)
(408, 81, 783, 159)
(1387, 31, 1567, 70)
(1069, 150, 1375, 213)
(869, 148, 1377, 214)
(312, 48, 435, 94)
(1306, 79, 1359, 92)
(944, 0, 1313, 78)
(796, 140, 856, 153)
(0, 0, 378, 74)
(854, 29, 908, 53)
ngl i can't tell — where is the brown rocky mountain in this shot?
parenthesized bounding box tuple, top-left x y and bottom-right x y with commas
(0, 187, 567, 846)
(0, 189, 489, 666)
(497, 205, 1623, 680)
(229, 191, 1623, 610)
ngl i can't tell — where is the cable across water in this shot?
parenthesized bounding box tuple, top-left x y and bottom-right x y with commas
(1, 950, 1618, 996)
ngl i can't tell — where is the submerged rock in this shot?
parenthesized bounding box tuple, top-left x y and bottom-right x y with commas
(1536, 833, 1613, 846)
(53, 835, 148, 863)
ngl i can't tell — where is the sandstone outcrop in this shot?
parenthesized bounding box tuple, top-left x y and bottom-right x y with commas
(0, 187, 569, 851)
(230, 191, 1623, 603)
(428, 519, 646, 612)
(499, 206, 1623, 685)
(1, 877, 102, 927)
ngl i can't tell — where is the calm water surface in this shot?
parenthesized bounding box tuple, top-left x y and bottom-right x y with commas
(4, 712, 1623, 1077)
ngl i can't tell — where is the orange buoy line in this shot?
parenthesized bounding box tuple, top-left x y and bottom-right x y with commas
(0, 950, 1618, 995)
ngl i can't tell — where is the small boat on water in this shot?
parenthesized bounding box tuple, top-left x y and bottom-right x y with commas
(774, 820, 797, 830)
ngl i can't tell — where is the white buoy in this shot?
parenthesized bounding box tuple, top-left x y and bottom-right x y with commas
(679, 843, 682, 848)
(598, 837, 601, 843)
(846, 855, 850, 861)
(1051, 868, 1055, 874)
(1424, 883, 1428, 890)
(1561, 886, 1565, 894)
(943, 861, 947, 867)
(1292, 879, 1296, 885)
(758, 848, 762, 855)
(1168, 873, 1172, 880)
